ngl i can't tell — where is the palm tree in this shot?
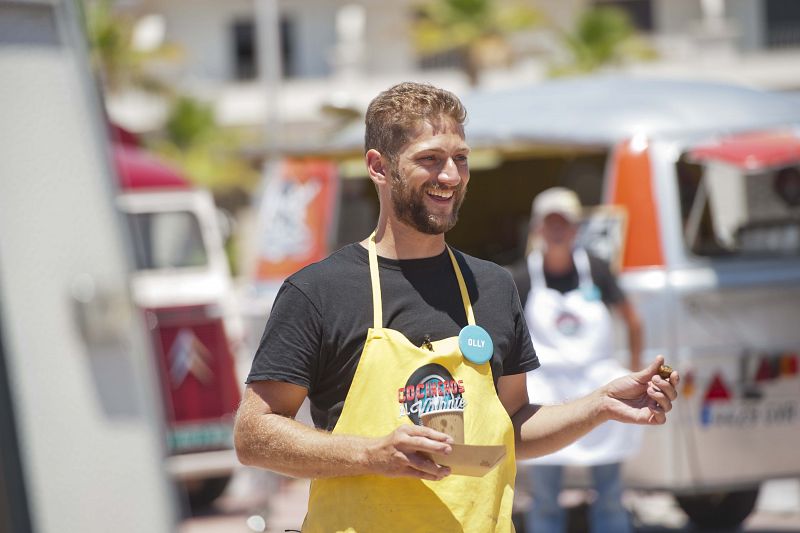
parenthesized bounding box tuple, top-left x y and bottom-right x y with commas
(549, 6, 657, 77)
(153, 96, 260, 197)
(83, 2, 259, 207)
(413, 0, 543, 85)
(82, 0, 180, 94)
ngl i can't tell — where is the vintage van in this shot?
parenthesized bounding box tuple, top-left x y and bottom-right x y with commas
(249, 76, 800, 528)
(113, 127, 243, 508)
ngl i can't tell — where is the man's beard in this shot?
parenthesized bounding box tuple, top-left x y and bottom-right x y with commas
(389, 169, 466, 235)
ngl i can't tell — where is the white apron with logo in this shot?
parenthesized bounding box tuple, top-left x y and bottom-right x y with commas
(521, 248, 641, 466)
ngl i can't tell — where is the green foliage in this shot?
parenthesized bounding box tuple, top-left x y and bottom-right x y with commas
(83, 2, 259, 199)
(413, 0, 542, 84)
(550, 6, 657, 76)
(82, 0, 181, 93)
(152, 96, 260, 196)
(82, 1, 257, 273)
(165, 97, 216, 150)
(415, 0, 541, 53)
(152, 97, 259, 275)
(83, 0, 134, 90)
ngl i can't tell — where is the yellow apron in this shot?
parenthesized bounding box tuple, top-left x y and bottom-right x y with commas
(303, 234, 517, 532)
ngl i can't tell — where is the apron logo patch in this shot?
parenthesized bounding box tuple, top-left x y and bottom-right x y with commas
(397, 363, 466, 424)
(555, 310, 582, 336)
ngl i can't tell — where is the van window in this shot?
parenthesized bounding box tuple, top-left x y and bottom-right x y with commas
(676, 158, 800, 257)
(126, 211, 209, 270)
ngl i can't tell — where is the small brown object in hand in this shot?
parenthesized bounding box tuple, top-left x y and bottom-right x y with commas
(658, 364, 673, 380)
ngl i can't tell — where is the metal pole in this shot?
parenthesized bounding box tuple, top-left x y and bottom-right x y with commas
(254, 0, 283, 164)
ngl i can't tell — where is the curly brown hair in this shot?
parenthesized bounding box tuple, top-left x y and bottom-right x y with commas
(364, 82, 467, 165)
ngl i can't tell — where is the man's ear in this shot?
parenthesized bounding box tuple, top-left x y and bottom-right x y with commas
(366, 149, 389, 186)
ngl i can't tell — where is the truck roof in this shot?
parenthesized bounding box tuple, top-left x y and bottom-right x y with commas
(113, 144, 191, 191)
(689, 130, 800, 170)
(325, 76, 800, 152)
(462, 76, 800, 146)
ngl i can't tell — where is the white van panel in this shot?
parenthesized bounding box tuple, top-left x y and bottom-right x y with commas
(672, 277, 800, 483)
(0, 2, 177, 531)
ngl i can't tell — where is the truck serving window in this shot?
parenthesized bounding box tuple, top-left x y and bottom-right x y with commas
(126, 211, 209, 270)
(677, 157, 800, 257)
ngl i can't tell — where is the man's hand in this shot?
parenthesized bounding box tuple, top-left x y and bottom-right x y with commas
(236, 382, 456, 480)
(602, 355, 680, 425)
(366, 424, 454, 481)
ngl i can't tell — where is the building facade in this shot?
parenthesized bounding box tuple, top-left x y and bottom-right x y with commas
(108, 0, 800, 137)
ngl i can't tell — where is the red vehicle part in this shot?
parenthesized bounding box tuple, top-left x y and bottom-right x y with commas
(113, 144, 191, 191)
(110, 128, 241, 466)
(689, 130, 800, 170)
(147, 305, 241, 453)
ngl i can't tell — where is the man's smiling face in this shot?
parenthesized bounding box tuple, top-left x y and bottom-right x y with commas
(388, 116, 470, 235)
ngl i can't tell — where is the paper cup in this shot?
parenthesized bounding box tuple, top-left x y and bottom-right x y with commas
(420, 409, 464, 444)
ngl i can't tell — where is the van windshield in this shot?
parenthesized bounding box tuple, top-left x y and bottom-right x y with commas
(676, 157, 800, 258)
(126, 211, 208, 270)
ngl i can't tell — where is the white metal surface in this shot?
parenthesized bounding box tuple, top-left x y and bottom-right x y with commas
(464, 77, 800, 145)
(118, 187, 244, 356)
(328, 76, 800, 153)
(166, 450, 239, 481)
(118, 190, 232, 301)
(0, 1, 177, 531)
(619, 132, 800, 490)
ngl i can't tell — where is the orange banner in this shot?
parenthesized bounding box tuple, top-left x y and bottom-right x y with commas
(254, 159, 339, 282)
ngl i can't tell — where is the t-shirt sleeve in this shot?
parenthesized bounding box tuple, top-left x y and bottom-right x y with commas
(245, 280, 322, 390)
(502, 281, 540, 376)
(589, 255, 625, 307)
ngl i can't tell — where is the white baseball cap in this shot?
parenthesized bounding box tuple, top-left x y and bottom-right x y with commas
(532, 187, 582, 224)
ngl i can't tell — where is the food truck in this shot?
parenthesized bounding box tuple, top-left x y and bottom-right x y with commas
(249, 76, 800, 528)
(112, 129, 243, 508)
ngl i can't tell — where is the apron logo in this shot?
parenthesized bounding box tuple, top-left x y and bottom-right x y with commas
(555, 310, 582, 337)
(397, 363, 466, 424)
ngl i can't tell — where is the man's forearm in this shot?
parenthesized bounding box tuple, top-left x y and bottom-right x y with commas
(234, 411, 373, 478)
(512, 390, 608, 460)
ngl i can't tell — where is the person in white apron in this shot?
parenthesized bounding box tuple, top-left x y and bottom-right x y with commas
(518, 187, 644, 533)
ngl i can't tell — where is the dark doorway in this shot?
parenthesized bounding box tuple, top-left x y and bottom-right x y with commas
(0, 311, 33, 533)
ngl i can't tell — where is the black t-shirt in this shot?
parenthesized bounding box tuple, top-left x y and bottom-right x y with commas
(510, 252, 625, 307)
(247, 243, 540, 431)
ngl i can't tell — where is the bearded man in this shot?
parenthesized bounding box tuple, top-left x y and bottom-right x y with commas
(234, 82, 679, 532)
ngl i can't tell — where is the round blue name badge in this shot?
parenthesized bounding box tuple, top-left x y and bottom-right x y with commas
(459, 325, 493, 364)
(581, 284, 601, 302)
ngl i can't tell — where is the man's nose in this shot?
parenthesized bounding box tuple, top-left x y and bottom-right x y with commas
(438, 157, 462, 186)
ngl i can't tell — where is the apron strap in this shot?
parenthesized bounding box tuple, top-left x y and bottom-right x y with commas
(527, 250, 546, 289)
(446, 247, 476, 326)
(573, 247, 593, 290)
(367, 231, 476, 329)
(368, 231, 383, 329)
